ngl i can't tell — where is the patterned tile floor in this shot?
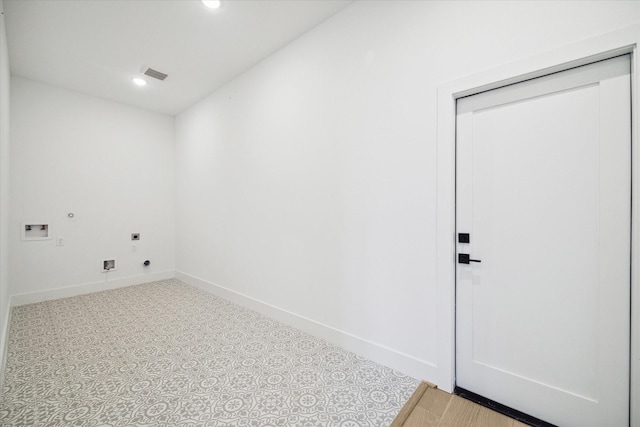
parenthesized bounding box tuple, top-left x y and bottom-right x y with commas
(0, 279, 419, 426)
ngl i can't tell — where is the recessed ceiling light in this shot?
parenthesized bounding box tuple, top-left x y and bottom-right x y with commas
(132, 77, 148, 87)
(202, 0, 221, 9)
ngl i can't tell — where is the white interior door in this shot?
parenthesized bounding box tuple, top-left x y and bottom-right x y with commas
(455, 55, 631, 427)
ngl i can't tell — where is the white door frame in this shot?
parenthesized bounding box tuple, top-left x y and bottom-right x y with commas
(435, 23, 640, 425)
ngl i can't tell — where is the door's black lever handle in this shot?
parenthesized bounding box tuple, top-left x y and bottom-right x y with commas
(458, 254, 481, 264)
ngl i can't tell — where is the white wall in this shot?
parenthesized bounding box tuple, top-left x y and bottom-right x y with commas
(0, 0, 11, 384)
(9, 78, 175, 300)
(175, 0, 640, 382)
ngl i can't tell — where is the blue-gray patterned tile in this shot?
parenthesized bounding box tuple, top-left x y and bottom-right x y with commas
(0, 279, 418, 426)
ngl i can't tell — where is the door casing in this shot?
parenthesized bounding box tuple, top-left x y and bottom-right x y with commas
(435, 23, 640, 426)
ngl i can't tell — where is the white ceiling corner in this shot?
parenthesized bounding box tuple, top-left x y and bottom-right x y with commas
(3, 0, 352, 116)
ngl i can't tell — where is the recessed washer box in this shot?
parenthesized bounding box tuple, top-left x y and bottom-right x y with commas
(22, 223, 51, 241)
(102, 260, 116, 272)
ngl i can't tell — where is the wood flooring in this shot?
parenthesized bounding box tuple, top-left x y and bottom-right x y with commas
(391, 382, 529, 427)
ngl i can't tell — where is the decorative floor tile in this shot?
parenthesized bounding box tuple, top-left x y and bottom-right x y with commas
(0, 279, 418, 426)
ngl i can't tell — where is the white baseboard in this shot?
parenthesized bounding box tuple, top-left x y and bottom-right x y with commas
(0, 298, 11, 393)
(175, 270, 438, 383)
(10, 270, 176, 306)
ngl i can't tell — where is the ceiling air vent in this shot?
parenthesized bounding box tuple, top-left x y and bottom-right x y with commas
(143, 67, 168, 81)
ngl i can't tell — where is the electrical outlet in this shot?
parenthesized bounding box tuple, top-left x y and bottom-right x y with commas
(56, 237, 65, 246)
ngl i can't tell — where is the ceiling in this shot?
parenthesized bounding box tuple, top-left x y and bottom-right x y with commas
(2, 0, 352, 116)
